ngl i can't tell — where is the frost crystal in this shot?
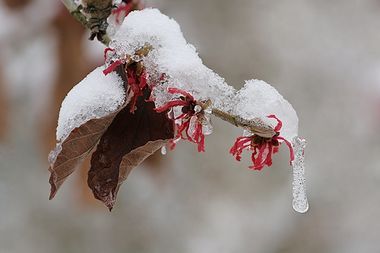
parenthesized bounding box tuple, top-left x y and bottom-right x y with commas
(291, 137, 309, 213)
(56, 67, 125, 142)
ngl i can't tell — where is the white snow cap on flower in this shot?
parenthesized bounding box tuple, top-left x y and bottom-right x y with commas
(56, 67, 125, 142)
(110, 8, 236, 112)
(234, 80, 299, 140)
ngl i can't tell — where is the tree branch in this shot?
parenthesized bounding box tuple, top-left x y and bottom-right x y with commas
(61, 0, 111, 45)
(61, 1, 276, 138)
(211, 108, 275, 138)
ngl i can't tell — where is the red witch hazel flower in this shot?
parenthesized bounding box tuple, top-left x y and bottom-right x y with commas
(103, 48, 122, 75)
(125, 64, 147, 112)
(230, 115, 294, 170)
(155, 88, 213, 152)
(103, 47, 148, 113)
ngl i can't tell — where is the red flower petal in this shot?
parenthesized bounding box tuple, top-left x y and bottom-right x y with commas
(103, 60, 123, 75)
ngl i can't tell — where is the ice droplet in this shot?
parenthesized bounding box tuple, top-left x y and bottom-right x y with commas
(48, 143, 62, 164)
(194, 105, 202, 113)
(161, 146, 167, 155)
(291, 137, 309, 213)
(243, 129, 252, 137)
(131, 54, 142, 62)
(187, 116, 198, 138)
(203, 107, 212, 115)
(202, 113, 213, 136)
(202, 122, 213, 135)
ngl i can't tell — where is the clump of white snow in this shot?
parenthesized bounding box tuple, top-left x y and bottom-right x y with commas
(56, 67, 125, 142)
(107, 8, 299, 138)
(234, 80, 298, 140)
(109, 8, 236, 113)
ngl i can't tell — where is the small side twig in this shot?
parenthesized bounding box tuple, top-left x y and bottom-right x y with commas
(61, 0, 111, 45)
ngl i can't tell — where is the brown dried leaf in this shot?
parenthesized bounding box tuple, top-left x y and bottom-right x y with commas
(48, 111, 120, 200)
(88, 89, 174, 210)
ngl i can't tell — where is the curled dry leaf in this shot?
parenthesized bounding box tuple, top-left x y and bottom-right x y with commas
(49, 65, 174, 210)
(88, 89, 174, 210)
(48, 110, 122, 200)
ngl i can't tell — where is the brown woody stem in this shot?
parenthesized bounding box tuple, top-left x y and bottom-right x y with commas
(211, 108, 276, 138)
(61, 0, 111, 45)
(61, 1, 276, 138)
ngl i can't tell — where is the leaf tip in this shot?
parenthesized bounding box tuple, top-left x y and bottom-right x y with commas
(48, 170, 58, 200)
(48, 190, 56, 200)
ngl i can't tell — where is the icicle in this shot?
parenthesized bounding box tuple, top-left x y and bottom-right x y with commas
(291, 137, 309, 213)
(161, 146, 167, 155)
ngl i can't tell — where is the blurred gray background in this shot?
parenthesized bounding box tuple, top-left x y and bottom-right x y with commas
(1, 0, 380, 252)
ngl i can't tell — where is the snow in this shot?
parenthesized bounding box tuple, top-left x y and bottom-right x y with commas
(234, 80, 299, 140)
(108, 9, 299, 138)
(109, 8, 236, 113)
(56, 67, 125, 142)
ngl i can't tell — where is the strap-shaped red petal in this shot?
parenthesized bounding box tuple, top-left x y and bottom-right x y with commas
(167, 88, 194, 100)
(104, 47, 115, 61)
(267, 114, 283, 132)
(103, 60, 123, 75)
(277, 137, 295, 164)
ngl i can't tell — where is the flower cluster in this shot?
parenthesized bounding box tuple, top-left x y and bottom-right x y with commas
(155, 88, 212, 152)
(230, 115, 294, 170)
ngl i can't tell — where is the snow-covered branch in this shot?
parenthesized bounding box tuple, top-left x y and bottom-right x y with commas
(51, 6, 308, 212)
(211, 108, 276, 138)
